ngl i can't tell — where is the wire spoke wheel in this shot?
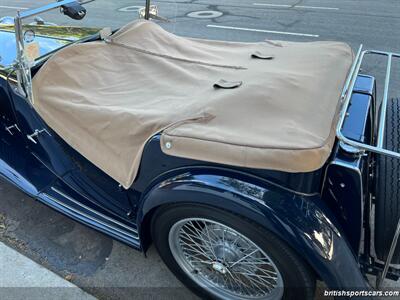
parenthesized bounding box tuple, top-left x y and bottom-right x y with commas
(168, 218, 284, 300)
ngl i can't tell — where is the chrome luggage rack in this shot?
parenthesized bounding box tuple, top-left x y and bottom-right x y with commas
(337, 45, 400, 157)
(337, 45, 400, 287)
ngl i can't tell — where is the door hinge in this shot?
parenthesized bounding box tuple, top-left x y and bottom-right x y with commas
(5, 124, 21, 136)
(27, 128, 51, 144)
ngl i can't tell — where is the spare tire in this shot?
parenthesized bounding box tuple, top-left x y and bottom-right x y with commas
(375, 98, 400, 263)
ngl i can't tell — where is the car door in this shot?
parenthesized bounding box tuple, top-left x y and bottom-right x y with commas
(9, 88, 135, 221)
(0, 82, 57, 195)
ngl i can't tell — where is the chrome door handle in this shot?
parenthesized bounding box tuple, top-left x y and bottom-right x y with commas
(27, 129, 51, 144)
(5, 124, 21, 136)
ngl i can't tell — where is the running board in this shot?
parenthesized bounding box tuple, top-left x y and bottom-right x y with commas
(37, 190, 141, 249)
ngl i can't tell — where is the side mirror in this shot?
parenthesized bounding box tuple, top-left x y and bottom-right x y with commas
(138, 5, 158, 19)
(60, 1, 87, 20)
(30, 17, 57, 26)
(138, 5, 170, 22)
(0, 16, 14, 25)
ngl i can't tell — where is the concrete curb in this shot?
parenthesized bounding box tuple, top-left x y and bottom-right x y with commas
(0, 241, 96, 300)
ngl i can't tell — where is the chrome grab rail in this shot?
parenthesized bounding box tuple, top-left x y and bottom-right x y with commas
(337, 46, 400, 288)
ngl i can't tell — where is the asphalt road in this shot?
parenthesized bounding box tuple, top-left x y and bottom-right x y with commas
(0, 1, 400, 299)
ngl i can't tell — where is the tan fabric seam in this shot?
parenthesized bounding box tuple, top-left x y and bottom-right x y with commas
(107, 39, 248, 70)
(162, 131, 330, 151)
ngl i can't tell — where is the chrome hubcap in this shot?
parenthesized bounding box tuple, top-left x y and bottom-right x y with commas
(212, 262, 227, 274)
(168, 218, 284, 300)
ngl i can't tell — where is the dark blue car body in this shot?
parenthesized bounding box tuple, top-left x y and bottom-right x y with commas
(0, 25, 377, 292)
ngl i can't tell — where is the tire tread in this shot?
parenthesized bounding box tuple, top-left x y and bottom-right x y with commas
(375, 98, 400, 263)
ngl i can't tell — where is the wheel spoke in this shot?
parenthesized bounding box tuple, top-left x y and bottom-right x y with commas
(236, 270, 277, 289)
(235, 262, 278, 277)
(230, 271, 260, 295)
(169, 218, 284, 299)
(228, 255, 274, 267)
(203, 222, 219, 256)
(180, 240, 211, 258)
(181, 224, 217, 260)
(184, 251, 212, 263)
(229, 249, 259, 268)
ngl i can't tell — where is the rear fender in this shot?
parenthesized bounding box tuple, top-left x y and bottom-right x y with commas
(138, 172, 370, 290)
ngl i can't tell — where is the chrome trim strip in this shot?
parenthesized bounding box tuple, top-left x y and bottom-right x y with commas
(51, 186, 138, 235)
(340, 45, 364, 101)
(377, 53, 392, 148)
(327, 160, 362, 174)
(321, 160, 363, 248)
(41, 192, 139, 240)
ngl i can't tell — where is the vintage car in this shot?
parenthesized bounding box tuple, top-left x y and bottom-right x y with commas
(1, 1, 399, 299)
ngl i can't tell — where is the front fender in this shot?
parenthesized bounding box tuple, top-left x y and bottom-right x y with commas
(138, 171, 369, 291)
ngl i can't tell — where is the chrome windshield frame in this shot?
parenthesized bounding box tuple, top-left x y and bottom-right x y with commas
(13, 0, 96, 104)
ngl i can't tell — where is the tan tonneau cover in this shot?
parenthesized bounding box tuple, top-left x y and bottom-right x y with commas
(32, 20, 354, 188)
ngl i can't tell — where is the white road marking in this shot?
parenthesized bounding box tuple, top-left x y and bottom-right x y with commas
(253, 3, 339, 10)
(187, 10, 223, 19)
(207, 24, 319, 38)
(118, 5, 143, 12)
(0, 5, 28, 10)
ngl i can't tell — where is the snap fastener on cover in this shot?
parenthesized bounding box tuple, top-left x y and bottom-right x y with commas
(213, 79, 243, 89)
(251, 51, 274, 60)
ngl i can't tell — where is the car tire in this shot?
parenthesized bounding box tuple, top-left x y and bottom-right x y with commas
(151, 204, 315, 300)
(375, 98, 400, 263)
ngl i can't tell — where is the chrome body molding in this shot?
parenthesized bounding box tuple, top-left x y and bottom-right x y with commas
(38, 190, 140, 248)
(51, 187, 138, 235)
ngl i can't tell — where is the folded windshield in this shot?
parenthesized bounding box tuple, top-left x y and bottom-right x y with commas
(1, 1, 190, 67)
